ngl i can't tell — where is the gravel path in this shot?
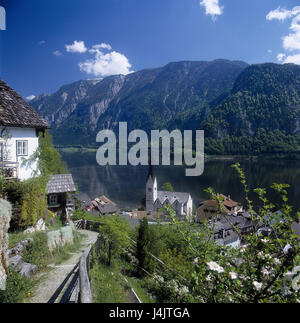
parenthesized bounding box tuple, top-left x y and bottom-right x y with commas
(25, 230, 99, 303)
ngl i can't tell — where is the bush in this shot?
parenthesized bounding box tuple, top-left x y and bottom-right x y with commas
(0, 268, 35, 303)
(5, 177, 47, 230)
(22, 232, 52, 270)
(71, 208, 89, 221)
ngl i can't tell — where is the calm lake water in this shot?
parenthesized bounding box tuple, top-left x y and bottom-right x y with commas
(61, 151, 300, 212)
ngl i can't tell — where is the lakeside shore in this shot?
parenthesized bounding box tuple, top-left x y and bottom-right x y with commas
(55, 146, 300, 160)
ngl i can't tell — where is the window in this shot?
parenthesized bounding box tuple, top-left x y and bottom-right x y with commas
(16, 140, 28, 156)
(49, 194, 58, 205)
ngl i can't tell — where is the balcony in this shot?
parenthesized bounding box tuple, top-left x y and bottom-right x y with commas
(0, 161, 19, 179)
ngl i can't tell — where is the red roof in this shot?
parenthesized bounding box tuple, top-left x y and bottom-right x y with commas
(199, 194, 240, 209)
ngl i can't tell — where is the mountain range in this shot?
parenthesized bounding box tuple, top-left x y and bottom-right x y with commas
(31, 59, 300, 155)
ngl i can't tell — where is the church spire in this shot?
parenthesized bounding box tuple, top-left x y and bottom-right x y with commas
(147, 164, 155, 182)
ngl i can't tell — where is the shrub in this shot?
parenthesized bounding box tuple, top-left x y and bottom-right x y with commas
(0, 268, 35, 303)
(5, 177, 47, 230)
(71, 208, 88, 221)
(22, 232, 52, 270)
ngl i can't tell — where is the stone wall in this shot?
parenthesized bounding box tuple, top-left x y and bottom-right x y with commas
(0, 199, 12, 290)
(47, 222, 75, 251)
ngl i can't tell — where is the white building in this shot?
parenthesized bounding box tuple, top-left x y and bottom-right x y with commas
(146, 165, 193, 220)
(0, 79, 49, 180)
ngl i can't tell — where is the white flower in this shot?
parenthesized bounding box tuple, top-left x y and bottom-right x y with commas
(178, 286, 189, 295)
(261, 268, 270, 277)
(229, 272, 238, 280)
(154, 275, 164, 283)
(253, 281, 263, 291)
(261, 238, 269, 243)
(274, 258, 281, 265)
(207, 261, 224, 273)
(206, 275, 212, 281)
(194, 258, 199, 264)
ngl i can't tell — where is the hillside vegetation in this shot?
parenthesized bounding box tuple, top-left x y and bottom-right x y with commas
(31, 61, 300, 155)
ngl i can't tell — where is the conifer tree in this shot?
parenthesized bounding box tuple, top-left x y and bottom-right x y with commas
(136, 217, 153, 276)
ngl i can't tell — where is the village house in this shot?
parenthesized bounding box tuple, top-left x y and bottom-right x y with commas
(80, 194, 119, 216)
(146, 165, 193, 220)
(196, 194, 243, 222)
(211, 212, 260, 248)
(47, 174, 76, 222)
(92, 195, 119, 215)
(0, 79, 49, 180)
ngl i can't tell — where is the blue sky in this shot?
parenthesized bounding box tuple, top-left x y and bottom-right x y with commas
(0, 0, 299, 99)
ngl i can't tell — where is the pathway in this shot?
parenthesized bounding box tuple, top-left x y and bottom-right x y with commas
(25, 229, 98, 303)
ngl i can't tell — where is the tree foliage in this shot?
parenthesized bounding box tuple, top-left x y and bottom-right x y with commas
(136, 217, 154, 276)
(99, 214, 131, 266)
(159, 163, 300, 303)
(161, 182, 175, 192)
(5, 177, 47, 230)
(38, 131, 68, 176)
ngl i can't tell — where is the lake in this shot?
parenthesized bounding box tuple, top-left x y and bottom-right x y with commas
(60, 151, 300, 212)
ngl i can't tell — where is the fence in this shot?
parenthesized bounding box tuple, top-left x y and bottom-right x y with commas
(69, 245, 93, 303)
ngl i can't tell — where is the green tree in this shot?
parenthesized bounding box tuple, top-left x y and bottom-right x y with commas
(162, 182, 174, 192)
(136, 217, 153, 276)
(99, 214, 130, 266)
(163, 163, 300, 303)
(38, 131, 67, 176)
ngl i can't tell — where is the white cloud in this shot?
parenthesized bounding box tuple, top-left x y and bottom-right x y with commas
(200, 0, 223, 20)
(266, 7, 300, 21)
(277, 53, 286, 62)
(53, 50, 62, 56)
(26, 95, 36, 101)
(283, 53, 300, 64)
(268, 49, 273, 53)
(38, 40, 46, 45)
(267, 6, 300, 64)
(65, 40, 87, 53)
(91, 43, 112, 51)
(78, 43, 133, 77)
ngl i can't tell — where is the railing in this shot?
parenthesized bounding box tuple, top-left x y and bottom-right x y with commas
(0, 161, 19, 179)
(68, 244, 93, 303)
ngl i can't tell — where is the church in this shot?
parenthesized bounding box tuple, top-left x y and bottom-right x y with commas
(146, 165, 193, 220)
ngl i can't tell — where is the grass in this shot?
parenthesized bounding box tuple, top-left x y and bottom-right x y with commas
(0, 268, 37, 303)
(22, 231, 85, 269)
(90, 261, 130, 303)
(52, 231, 85, 265)
(125, 276, 155, 303)
(8, 231, 32, 248)
(72, 212, 105, 223)
(90, 249, 155, 303)
(8, 214, 64, 248)
(45, 213, 64, 231)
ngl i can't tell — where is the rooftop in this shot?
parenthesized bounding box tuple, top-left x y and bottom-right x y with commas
(47, 174, 76, 194)
(0, 79, 49, 130)
(157, 190, 190, 204)
(92, 195, 118, 214)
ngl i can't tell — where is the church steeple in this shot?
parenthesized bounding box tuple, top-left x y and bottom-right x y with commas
(147, 164, 155, 182)
(146, 164, 157, 212)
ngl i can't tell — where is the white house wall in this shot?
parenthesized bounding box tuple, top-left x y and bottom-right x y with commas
(0, 127, 39, 180)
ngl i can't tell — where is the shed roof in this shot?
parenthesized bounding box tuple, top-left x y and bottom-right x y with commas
(47, 174, 76, 194)
(0, 79, 49, 129)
